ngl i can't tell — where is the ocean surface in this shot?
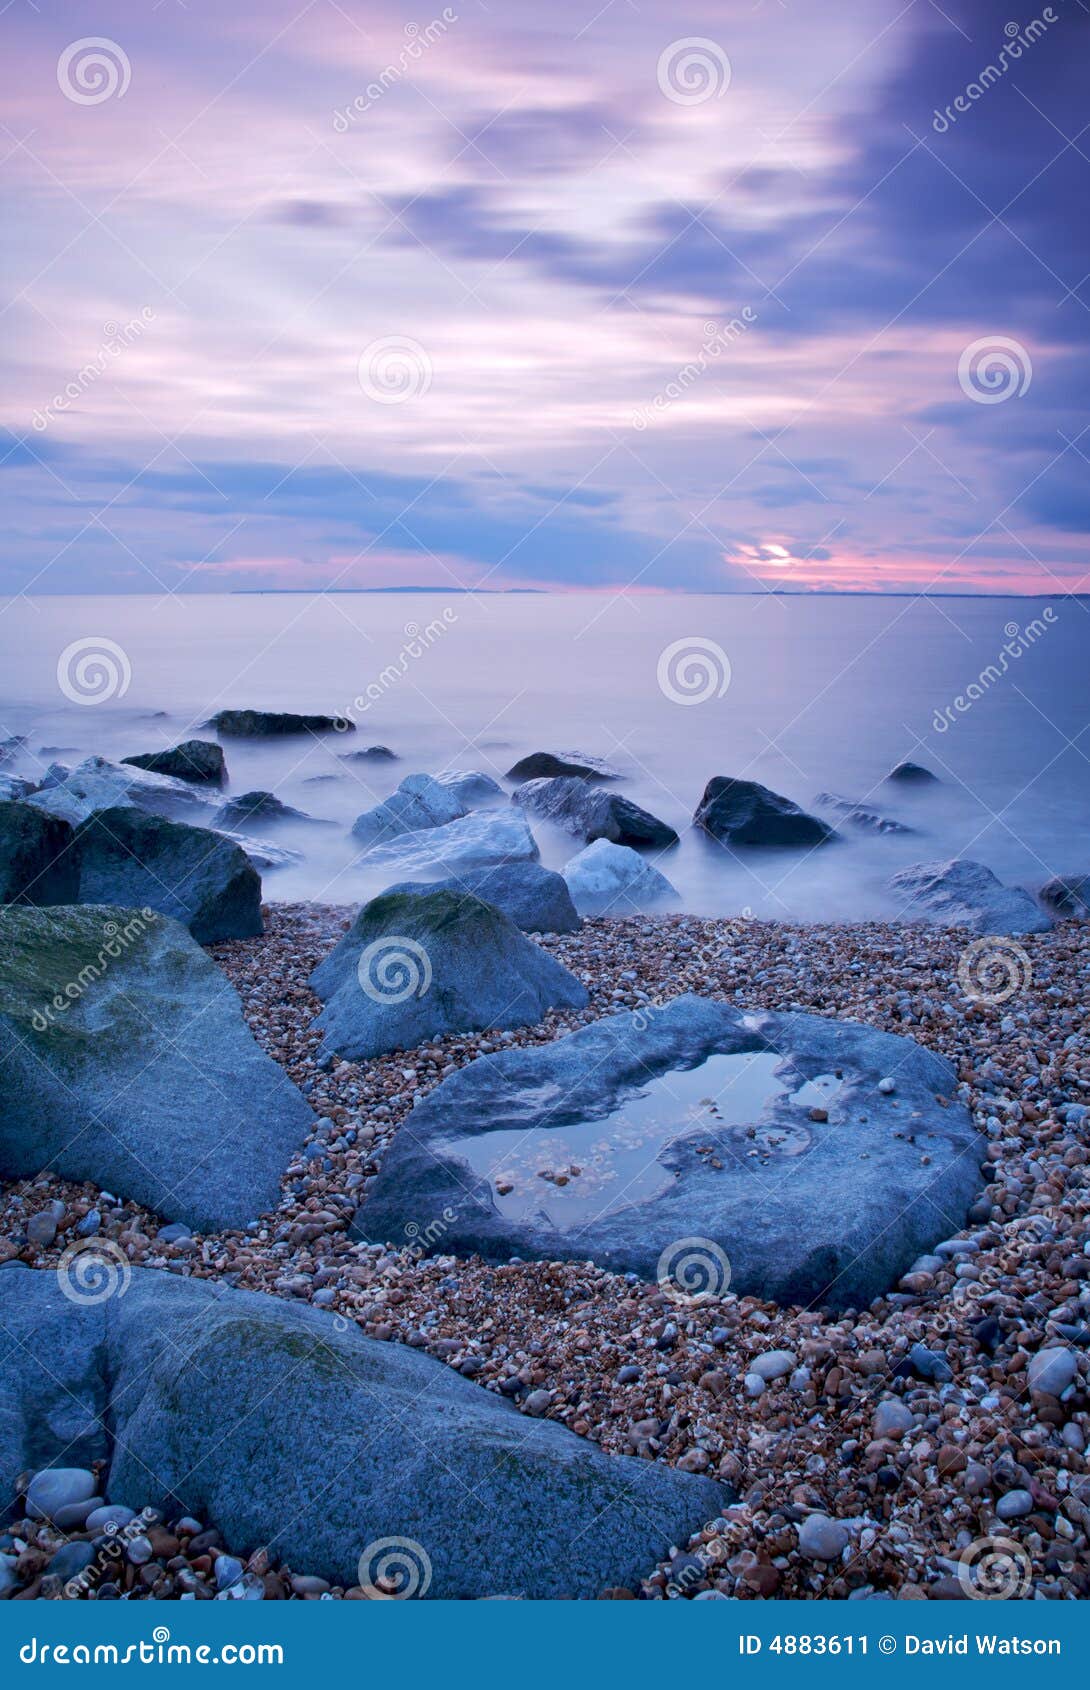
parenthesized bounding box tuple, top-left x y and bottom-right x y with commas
(1, 592, 1085, 922)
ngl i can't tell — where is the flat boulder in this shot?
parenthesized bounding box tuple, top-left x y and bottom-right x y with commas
(886, 761, 938, 784)
(122, 740, 226, 786)
(357, 994, 982, 1308)
(814, 793, 914, 835)
(513, 776, 678, 849)
(208, 710, 353, 737)
(563, 839, 679, 916)
(694, 777, 836, 847)
(351, 773, 468, 847)
(1038, 873, 1090, 919)
(506, 751, 621, 783)
(310, 889, 587, 1061)
(889, 859, 1052, 935)
(0, 906, 312, 1231)
(71, 808, 263, 943)
(0, 802, 79, 906)
(359, 810, 540, 876)
(26, 757, 214, 826)
(382, 863, 580, 935)
(0, 1266, 725, 1599)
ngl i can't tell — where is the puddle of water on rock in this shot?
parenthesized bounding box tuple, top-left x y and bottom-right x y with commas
(443, 1051, 843, 1231)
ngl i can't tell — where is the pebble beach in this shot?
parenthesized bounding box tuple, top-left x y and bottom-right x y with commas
(3, 903, 1087, 1601)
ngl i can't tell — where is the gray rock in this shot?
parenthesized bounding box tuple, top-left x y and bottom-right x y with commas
(86, 1504, 136, 1532)
(339, 746, 397, 763)
(889, 859, 1052, 935)
(360, 811, 540, 876)
(26, 756, 215, 826)
(797, 1513, 849, 1560)
(0, 802, 79, 906)
(506, 751, 621, 783)
(356, 994, 982, 1307)
(910, 1342, 953, 1382)
(814, 793, 914, 835)
(71, 807, 263, 943)
(215, 791, 322, 830)
(382, 863, 581, 935)
(562, 839, 679, 916)
(310, 890, 587, 1062)
(886, 761, 938, 784)
(873, 1398, 914, 1439)
(48, 1541, 97, 1582)
(351, 774, 468, 847)
(0, 774, 35, 802)
(26, 1467, 96, 1520)
(1038, 874, 1090, 919)
(694, 778, 836, 847)
(1027, 1347, 1078, 1397)
(433, 770, 504, 806)
(26, 1211, 58, 1249)
(750, 1349, 796, 1382)
(0, 736, 25, 767)
(216, 1554, 245, 1590)
(122, 741, 226, 786)
(995, 1489, 1033, 1521)
(217, 833, 304, 873)
(207, 710, 353, 737)
(512, 777, 678, 849)
(53, 1495, 104, 1531)
(0, 1265, 726, 1600)
(0, 905, 312, 1231)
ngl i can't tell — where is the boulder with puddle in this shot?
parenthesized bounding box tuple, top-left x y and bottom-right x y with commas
(512, 776, 678, 849)
(0, 906, 312, 1231)
(208, 710, 353, 737)
(356, 994, 982, 1308)
(122, 740, 226, 786)
(0, 1265, 725, 1599)
(310, 889, 587, 1061)
(889, 859, 1051, 935)
(694, 778, 836, 847)
(382, 862, 581, 935)
(71, 808, 263, 943)
(359, 810, 540, 876)
(0, 802, 79, 906)
(562, 839, 679, 916)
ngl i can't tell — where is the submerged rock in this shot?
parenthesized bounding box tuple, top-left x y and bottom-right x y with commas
(0, 1266, 725, 1600)
(562, 839, 679, 916)
(359, 810, 540, 876)
(0, 802, 79, 906)
(207, 710, 353, 737)
(889, 859, 1052, 936)
(356, 994, 982, 1308)
(71, 808, 263, 943)
(814, 793, 914, 835)
(122, 740, 226, 786)
(505, 751, 621, 783)
(338, 746, 397, 762)
(694, 778, 836, 847)
(886, 761, 939, 784)
(512, 776, 678, 849)
(0, 906, 312, 1230)
(310, 888, 587, 1061)
(382, 862, 581, 935)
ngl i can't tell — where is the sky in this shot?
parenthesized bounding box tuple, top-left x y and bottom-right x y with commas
(3, 0, 1089, 596)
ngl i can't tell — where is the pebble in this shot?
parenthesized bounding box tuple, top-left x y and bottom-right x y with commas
(996, 1490, 1034, 1521)
(750, 1349, 796, 1382)
(26, 1468, 96, 1522)
(1028, 1346, 1078, 1397)
(797, 1513, 849, 1561)
(873, 1398, 914, 1439)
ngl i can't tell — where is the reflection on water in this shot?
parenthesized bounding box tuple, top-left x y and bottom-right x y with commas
(443, 1051, 843, 1230)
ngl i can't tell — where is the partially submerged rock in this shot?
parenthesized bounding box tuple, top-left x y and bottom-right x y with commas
(351, 773, 468, 847)
(26, 757, 213, 826)
(71, 808, 263, 943)
(886, 761, 938, 785)
(310, 889, 587, 1061)
(0, 1266, 725, 1599)
(889, 859, 1052, 936)
(814, 793, 914, 835)
(0, 802, 79, 906)
(694, 778, 836, 848)
(122, 740, 226, 786)
(1038, 873, 1090, 919)
(215, 791, 323, 829)
(0, 906, 312, 1231)
(506, 751, 621, 783)
(359, 810, 540, 876)
(512, 776, 678, 849)
(208, 710, 353, 737)
(382, 862, 581, 935)
(357, 994, 982, 1308)
(563, 839, 679, 916)
(339, 746, 397, 762)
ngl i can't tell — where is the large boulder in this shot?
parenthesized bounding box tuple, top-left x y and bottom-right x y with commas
(383, 863, 581, 935)
(0, 906, 312, 1231)
(122, 740, 226, 786)
(26, 757, 213, 826)
(0, 1266, 725, 1598)
(310, 889, 587, 1061)
(0, 802, 79, 906)
(433, 769, 504, 806)
(889, 859, 1052, 936)
(71, 809, 262, 943)
(694, 778, 836, 847)
(562, 839, 679, 916)
(359, 811, 540, 876)
(506, 751, 621, 783)
(357, 995, 982, 1308)
(512, 776, 678, 849)
(1038, 874, 1090, 919)
(351, 774, 468, 847)
(208, 710, 353, 737)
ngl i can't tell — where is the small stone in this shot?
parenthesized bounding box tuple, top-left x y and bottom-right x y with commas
(743, 1372, 765, 1398)
(215, 1554, 245, 1591)
(996, 1489, 1033, 1521)
(86, 1505, 136, 1533)
(25, 1468, 96, 1521)
(126, 1535, 154, 1565)
(877, 1077, 896, 1094)
(797, 1513, 849, 1560)
(1027, 1347, 1078, 1398)
(750, 1349, 796, 1382)
(522, 1389, 552, 1417)
(873, 1398, 914, 1439)
(27, 1212, 58, 1249)
(47, 1542, 97, 1583)
(617, 1365, 641, 1384)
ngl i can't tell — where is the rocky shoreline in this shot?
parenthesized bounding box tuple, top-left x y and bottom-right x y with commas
(2, 903, 1087, 1600)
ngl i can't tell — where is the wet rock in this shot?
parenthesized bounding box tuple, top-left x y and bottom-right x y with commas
(889, 859, 1052, 936)
(207, 711, 353, 737)
(122, 741, 226, 787)
(383, 862, 581, 935)
(562, 839, 679, 917)
(513, 777, 678, 850)
(694, 778, 836, 848)
(505, 751, 621, 784)
(71, 807, 263, 943)
(0, 802, 79, 906)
